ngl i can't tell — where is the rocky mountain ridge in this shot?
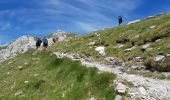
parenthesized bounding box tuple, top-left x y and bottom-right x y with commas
(0, 30, 70, 62)
(0, 35, 36, 62)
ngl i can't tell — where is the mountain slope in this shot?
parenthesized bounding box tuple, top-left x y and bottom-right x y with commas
(49, 13, 170, 72)
(0, 50, 116, 99)
(1, 13, 170, 100)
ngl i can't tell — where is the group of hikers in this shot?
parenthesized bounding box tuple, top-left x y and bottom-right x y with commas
(36, 36, 59, 49)
(36, 38, 48, 49)
(35, 16, 123, 49)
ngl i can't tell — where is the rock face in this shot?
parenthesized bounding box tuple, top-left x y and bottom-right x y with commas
(0, 35, 36, 61)
(48, 30, 68, 45)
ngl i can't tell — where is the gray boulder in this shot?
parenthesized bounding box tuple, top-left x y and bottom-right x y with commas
(116, 83, 128, 94)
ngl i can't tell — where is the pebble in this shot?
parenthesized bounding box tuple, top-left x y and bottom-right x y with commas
(116, 83, 127, 94)
(24, 81, 29, 84)
(14, 91, 23, 96)
(153, 55, 165, 62)
(90, 97, 96, 100)
(115, 95, 122, 100)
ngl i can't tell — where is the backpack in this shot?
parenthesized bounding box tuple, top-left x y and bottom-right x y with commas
(43, 39, 48, 44)
(38, 39, 42, 44)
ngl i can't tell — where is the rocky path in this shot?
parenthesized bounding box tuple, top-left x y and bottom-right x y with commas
(54, 52, 170, 100)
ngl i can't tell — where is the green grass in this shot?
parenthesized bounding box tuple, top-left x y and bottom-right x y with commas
(0, 50, 116, 100)
(47, 13, 170, 72)
(127, 70, 167, 80)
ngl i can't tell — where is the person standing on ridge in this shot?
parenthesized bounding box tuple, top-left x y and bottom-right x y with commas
(43, 38, 48, 48)
(36, 38, 42, 50)
(118, 16, 123, 26)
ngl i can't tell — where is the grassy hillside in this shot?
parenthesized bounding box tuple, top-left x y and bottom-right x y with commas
(0, 50, 116, 100)
(49, 13, 170, 72)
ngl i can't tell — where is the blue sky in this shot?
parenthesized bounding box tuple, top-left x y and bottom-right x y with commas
(0, 0, 170, 45)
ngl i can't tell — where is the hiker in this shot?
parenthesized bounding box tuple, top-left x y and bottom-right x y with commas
(52, 37, 56, 43)
(36, 38, 42, 49)
(118, 16, 123, 26)
(43, 38, 48, 48)
(52, 37, 58, 43)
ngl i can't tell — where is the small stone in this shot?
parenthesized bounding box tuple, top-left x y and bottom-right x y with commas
(116, 44, 125, 48)
(135, 35, 140, 38)
(156, 39, 161, 42)
(146, 48, 153, 51)
(90, 97, 96, 100)
(131, 66, 146, 70)
(24, 81, 29, 84)
(166, 54, 170, 57)
(14, 91, 23, 96)
(7, 72, 10, 75)
(154, 55, 165, 62)
(138, 87, 147, 99)
(95, 46, 105, 56)
(73, 54, 81, 60)
(88, 42, 95, 46)
(150, 26, 156, 29)
(132, 56, 144, 62)
(97, 34, 100, 37)
(138, 87, 146, 95)
(24, 62, 28, 65)
(125, 46, 136, 51)
(62, 93, 65, 98)
(105, 57, 115, 62)
(116, 83, 127, 94)
(8, 62, 12, 64)
(115, 95, 122, 100)
(33, 74, 39, 77)
(18, 66, 23, 70)
(142, 43, 151, 49)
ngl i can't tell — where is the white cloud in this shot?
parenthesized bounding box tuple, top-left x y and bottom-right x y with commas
(79, 0, 142, 13)
(75, 21, 98, 32)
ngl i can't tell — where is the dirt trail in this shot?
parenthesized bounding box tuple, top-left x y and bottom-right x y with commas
(54, 52, 170, 100)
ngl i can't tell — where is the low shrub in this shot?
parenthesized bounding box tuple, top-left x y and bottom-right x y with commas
(144, 57, 170, 72)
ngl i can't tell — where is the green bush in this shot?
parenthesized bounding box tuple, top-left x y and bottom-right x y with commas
(144, 57, 170, 72)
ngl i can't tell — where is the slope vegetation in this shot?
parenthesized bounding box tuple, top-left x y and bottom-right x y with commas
(0, 50, 116, 100)
(49, 13, 170, 72)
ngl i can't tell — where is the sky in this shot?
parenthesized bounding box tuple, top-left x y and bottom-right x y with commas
(0, 0, 170, 45)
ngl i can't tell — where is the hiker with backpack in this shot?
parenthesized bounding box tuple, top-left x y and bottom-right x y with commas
(52, 37, 58, 43)
(36, 38, 42, 49)
(118, 16, 123, 26)
(43, 38, 48, 48)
